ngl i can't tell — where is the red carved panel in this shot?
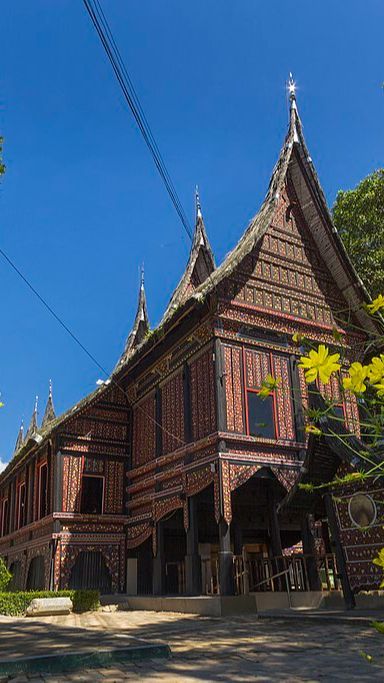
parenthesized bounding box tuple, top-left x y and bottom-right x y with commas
(272, 355, 296, 440)
(223, 345, 244, 432)
(104, 461, 124, 514)
(222, 185, 350, 330)
(132, 394, 156, 467)
(161, 371, 184, 454)
(62, 455, 82, 513)
(244, 349, 269, 389)
(189, 349, 216, 441)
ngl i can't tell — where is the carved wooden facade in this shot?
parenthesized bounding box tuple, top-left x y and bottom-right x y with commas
(0, 88, 382, 597)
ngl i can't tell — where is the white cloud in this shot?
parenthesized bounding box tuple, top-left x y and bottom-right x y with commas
(0, 459, 7, 474)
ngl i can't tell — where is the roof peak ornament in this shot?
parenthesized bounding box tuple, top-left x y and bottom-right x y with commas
(14, 419, 25, 452)
(140, 263, 145, 290)
(42, 380, 56, 427)
(195, 185, 202, 220)
(26, 395, 39, 439)
(288, 72, 296, 103)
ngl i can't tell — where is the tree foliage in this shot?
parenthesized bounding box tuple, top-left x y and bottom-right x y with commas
(332, 169, 384, 299)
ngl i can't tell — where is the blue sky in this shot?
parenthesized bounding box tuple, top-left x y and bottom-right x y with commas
(1, 0, 383, 467)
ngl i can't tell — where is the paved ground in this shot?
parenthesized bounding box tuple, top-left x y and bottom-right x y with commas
(1, 610, 384, 682)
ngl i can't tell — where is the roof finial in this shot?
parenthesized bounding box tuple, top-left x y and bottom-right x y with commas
(288, 72, 296, 102)
(140, 263, 145, 290)
(49, 379, 53, 400)
(288, 72, 298, 115)
(195, 185, 202, 220)
(34, 395, 39, 415)
(14, 419, 25, 452)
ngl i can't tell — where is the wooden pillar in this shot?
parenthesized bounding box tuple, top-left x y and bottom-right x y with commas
(267, 485, 285, 591)
(152, 521, 165, 596)
(185, 496, 202, 595)
(218, 520, 235, 596)
(301, 514, 322, 591)
(324, 494, 355, 609)
(233, 523, 243, 557)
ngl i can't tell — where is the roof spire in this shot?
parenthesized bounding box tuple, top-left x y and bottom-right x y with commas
(26, 395, 39, 439)
(14, 419, 24, 452)
(288, 72, 297, 107)
(42, 379, 56, 427)
(160, 187, 215, 324)
(195, 185, 202, 220)
(115, 268, 150, 368)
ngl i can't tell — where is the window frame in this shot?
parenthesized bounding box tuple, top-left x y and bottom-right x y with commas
(1, 497, 9, 537)
(80, 474, 105, 515)
(37, 461, 48, 520)
(242, 347, 279, 440)
(16, 481, 26, 530)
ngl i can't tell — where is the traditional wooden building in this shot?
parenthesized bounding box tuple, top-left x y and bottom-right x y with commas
(1, 81, 383, 603)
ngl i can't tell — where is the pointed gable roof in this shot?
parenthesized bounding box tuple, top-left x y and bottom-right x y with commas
(193, 76, 376, 333)
(14, 420, 24, 453)
(42, 380, 56, 427)
(116, 270, 150, 368)
(161, 188, 215, 325)
(25, 396, 39, 440)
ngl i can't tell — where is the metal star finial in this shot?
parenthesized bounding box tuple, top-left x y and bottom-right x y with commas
(288, 72, 296, 101)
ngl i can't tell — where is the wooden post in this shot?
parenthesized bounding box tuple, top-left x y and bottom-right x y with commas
(218, 519, 235, 595)
(152, 521, 165, 596)
(301, 514, 322, 591)
(267, 484, 285, 591)
(185, 496, 202, 595)
(324, 494, 355, 609)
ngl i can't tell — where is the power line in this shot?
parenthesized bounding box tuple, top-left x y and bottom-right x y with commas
(82, 0, 217, 289)
(82, 0, 194, 242)
(0, 246, 185, 446)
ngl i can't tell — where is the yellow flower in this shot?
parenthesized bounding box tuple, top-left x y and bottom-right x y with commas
(367, 355, 384, 384)
(257, 373, 280, 398)
(298, 345, 341, 384)
(342, 362, 369, 394)
(367, 294, 384, 315)
(292, 332, 304, 344)
(373, 382, 384, 398)
(373, 548, 384, 570)
(305, 425, 322, 436)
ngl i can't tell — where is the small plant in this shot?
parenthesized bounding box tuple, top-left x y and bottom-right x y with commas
(0, 557, 11, 592)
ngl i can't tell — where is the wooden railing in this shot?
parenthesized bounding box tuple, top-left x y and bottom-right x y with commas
(164, 553, 339, 596)
(233, 553, 339, 594)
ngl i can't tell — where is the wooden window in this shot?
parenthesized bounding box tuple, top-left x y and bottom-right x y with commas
(80, 475, 104, 514)
(16, 482, 26, 529)
(243, 348, 296, 441)
(246, 392, 275, 438)
(1, 498, 9, 537)
(243, 349, 277, 439)
(38, 462, 48, 519)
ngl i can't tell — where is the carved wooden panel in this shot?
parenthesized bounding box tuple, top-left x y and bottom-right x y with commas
(189, 348, 216, 441)
(223, 345, 244, 433)
(161, 371, 184, 454)
(132, 394, 156, 467)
